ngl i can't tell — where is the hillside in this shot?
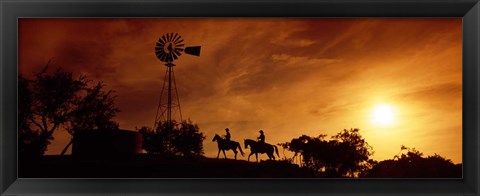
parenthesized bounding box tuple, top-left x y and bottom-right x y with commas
(20, 155, 314, 178)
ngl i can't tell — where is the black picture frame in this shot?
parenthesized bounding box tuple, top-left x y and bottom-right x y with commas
(1, 0, 479, 195)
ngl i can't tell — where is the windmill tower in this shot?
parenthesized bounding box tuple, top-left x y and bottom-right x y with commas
(153, 32, 201, 130)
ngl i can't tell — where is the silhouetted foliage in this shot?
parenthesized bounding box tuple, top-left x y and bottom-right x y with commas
(18, 66, 85, 157)
(280, 128, 374, 177)
(361, 146, 461, 178)
(331, 128, 375, 177)
(61, 82, 120, 155)
(18, 75, 48, 158)
(174, 120, 206, 157)
(139, 119, 205, 158)
(18, 65, 119, 158)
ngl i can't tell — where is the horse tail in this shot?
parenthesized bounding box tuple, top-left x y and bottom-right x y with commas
(274, 145, 279, 158)
(237, 143, 244, 156)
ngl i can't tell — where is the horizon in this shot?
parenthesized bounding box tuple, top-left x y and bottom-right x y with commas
(19, 18, 462, 164)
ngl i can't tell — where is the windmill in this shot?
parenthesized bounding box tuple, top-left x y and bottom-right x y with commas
(153, 32, 201, 130)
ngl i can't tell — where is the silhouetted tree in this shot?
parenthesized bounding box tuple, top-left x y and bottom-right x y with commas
(139, 119, 205, 157)
(174, 120, 205, 157)
(18, 75, 48, 158)
(138, 126, 160, 153)
(18, 65, 119, 157)
(19, 66, 86, 157)
(138, 122, 176, 154)
(61, 82, 120, 155)
(331, 128, 375, 177)
(361, 146, 461, 178)
(280, 128, 374, 177)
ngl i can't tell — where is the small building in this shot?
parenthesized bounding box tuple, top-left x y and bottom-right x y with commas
(72, 129, 143, 159)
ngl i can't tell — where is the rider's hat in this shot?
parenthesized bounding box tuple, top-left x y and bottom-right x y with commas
(225, 128, 229, 131)
(259, 130, 264, 133)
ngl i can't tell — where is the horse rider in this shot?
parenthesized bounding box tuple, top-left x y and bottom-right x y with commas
(258, 130, 265, 143)
(224, 128, 231, 142)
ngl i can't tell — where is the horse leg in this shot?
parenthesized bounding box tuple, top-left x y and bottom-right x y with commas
(217, 149, 221, 159)
(222, 150, 227, 159)
(269, 150, 275, 160)
(233, 149, 237, 160)
(248, 152, 253, 162)
(255, 153, 259, 162)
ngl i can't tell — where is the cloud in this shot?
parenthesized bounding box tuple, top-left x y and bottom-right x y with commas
(395, 82, 462, 111)
(19, 18, 462, 163)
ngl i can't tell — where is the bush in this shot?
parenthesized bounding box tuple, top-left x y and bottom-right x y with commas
(280, 128, 374, 177)
(361, 146, 461, 178)
(139, 119, 205, 158)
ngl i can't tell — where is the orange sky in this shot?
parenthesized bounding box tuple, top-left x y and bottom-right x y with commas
(18, 18, 462, 163)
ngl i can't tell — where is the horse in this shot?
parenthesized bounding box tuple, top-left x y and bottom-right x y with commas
(244, 139, 279, 162)
(212, 134, 244, 160)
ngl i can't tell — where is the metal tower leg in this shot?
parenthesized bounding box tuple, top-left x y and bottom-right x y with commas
(153, 63, 182, 131)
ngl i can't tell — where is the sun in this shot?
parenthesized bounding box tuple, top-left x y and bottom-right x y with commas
(371, 104, 396, 126)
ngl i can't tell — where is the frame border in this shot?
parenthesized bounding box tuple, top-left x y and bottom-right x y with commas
(1, 0, 479, 195)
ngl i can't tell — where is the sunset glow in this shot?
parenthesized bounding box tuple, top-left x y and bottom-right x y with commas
(372, 104, 395, 126)
(18, 18, 462, 164)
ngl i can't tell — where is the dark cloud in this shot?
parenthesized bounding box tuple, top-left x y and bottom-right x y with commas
(19, 18, 462, 163)
(395, 82, 462, 110)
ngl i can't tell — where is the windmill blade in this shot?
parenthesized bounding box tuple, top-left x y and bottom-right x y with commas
(171, 33, 178, 43)
(162, 53, 168, 62)
(173, 34, 181, 43)
(166, 33, 171, 41)
(155, 43, 164, 48)
(161, 34, 168, 43)
(158, 38, 165, 45)
(161, 52, 168, 62)
(157, 52, 165, 60)
(176, 44, 185, 47)
(156, 52, 163, 61)
(156, 52, 164, 61)
(175, 48, 184, 52)
(172, 52, 178, 60)
(175, 39, 184, 45)
(173, 49, 182, 57)
(155, 48, 165, 59)
(155, 49, 164, 55)
(155, 50, 164, 56)
(155, 45, 164, 51)
(159, 52, 167, 61)
(169, 32, 175, 41)
(184, 46, 201, 56)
